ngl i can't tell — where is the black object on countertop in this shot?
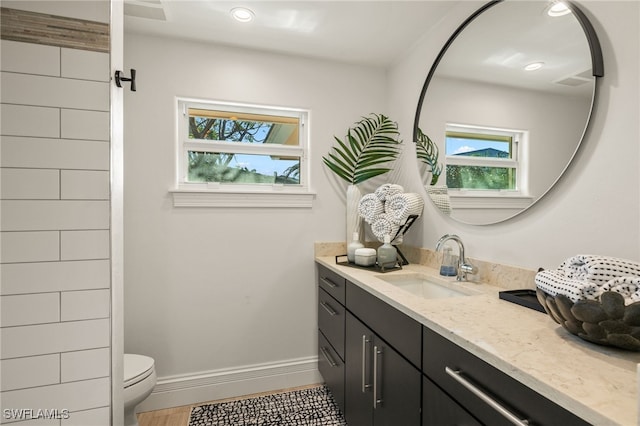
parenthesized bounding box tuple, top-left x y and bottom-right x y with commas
(499, 289, 546, 313)
(335, 255, 402, 273)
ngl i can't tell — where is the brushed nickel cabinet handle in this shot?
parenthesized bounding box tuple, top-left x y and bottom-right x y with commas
(362, 335, 371, 392)
(320, 346, 338, 367)
(445, 367, 529, 425)
(320, 301, 338, 316)
(320, 276, 338, 288)
(373, 346, 383, 409)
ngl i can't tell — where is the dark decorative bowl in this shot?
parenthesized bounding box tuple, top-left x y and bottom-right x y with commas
(535, 288, 640, 351)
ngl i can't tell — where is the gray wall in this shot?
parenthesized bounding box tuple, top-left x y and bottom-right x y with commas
(124, 33, 387, 408)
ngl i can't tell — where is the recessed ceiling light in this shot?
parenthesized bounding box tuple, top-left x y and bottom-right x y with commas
(231, 7, 254, 23)
(548, 2, 571, 17)
(524, 62, 545, 71)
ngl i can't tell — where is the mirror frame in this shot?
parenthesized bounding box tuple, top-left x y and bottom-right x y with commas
(413, 0, 604, 224)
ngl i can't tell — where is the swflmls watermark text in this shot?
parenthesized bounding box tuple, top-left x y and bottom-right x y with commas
(3, 408, 70, 420)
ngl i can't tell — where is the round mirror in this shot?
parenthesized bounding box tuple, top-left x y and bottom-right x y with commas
(413, 0, 603, 225)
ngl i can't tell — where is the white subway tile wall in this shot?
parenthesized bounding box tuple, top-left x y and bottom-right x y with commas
(0, 137, 110, 170)
(60, 348, 111, 383)
(0, 104, 61, 138)
(60, 171, 110, 200)
(0, 354, 61, 392)
(60, 110, 110, 141)
(0, 169, 61, 200)
(0, 35, 111, 424)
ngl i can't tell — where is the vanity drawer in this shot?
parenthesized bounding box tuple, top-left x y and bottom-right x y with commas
(319, 330, 345, 413)
(346, 280, 421, 369)
(422, 327, 589, 426)
(423, 375, 480, 426)
(318, 288, 345, 360)
(317, 263, 346, 305)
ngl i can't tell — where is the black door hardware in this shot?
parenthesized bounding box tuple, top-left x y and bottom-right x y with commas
(115, 69, 136, 91)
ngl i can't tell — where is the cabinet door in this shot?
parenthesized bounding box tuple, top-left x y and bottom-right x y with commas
(372, 337, 421, 426)
(345, 312, 374, 426)
(346, 312, 421, 426)
(423, 375, 480, 426)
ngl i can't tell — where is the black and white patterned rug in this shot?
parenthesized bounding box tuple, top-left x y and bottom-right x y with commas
(188, 385, 347, 426)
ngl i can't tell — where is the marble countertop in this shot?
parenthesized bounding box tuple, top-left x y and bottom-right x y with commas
(316, 256, 640, 426)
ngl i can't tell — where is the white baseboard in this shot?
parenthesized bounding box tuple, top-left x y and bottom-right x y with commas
(136, 356, 322, 413)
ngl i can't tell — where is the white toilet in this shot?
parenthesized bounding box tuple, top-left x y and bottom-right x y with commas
(124, 354, 157, 426)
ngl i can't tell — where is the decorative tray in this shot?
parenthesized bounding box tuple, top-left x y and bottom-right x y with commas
(498, 289, 545, 313)
(335, 254, 402, 273)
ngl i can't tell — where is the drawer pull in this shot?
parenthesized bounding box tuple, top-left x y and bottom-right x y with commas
(320, 346, 338, 367)
(320, 276, 338, 288)
(362, 335, 371, 392)
(373, 346, 383, 409)
(320, 301, 338, 316)
(445, 367, 529, 426)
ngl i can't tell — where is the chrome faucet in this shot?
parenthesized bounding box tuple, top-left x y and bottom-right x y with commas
(435, 234, 478, 281)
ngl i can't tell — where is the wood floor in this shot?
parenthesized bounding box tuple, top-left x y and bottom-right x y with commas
(137, 383, 323, 426)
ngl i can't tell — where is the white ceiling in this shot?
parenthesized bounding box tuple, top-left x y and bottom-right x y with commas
(123, 0, 595, 95)
(123, 0, 460, 67)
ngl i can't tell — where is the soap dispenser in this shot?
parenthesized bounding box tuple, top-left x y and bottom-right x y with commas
(347, 232, 364, 263)
(377, 234, 397, 270)
(440, 246, 457, 276)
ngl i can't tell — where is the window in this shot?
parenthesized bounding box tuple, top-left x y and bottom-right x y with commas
(444, 124, 525, 193)
(173, 98, 314, 207)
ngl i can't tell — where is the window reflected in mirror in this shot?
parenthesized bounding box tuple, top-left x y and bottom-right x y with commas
(444, 125, 523, 192)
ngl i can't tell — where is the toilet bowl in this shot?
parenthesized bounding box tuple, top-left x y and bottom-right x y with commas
(124, 354, 156, 426)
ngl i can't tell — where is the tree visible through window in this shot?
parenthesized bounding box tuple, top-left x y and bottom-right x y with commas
(178, 100, 308, 188)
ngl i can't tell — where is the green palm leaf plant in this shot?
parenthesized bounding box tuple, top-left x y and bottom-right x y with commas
(323, 113, 402, 185)
(415, 127, 442, 186)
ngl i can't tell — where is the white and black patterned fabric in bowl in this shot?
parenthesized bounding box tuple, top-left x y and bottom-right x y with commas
(188, 385, 346, 426)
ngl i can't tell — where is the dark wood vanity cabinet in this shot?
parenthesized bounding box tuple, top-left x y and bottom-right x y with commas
(317, 264, 421, 425)
(422, 327, 590, 426)
(317, 265, 346, 412)
(317, 262, 591, 426)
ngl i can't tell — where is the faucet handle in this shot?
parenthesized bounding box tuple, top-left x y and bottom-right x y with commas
(460, 262, 478, 276)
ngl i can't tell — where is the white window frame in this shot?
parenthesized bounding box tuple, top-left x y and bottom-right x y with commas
(444, 123, 533, 210)
(171, 97, 315, 208)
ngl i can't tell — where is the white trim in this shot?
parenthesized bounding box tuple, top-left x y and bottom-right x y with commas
(136, 356, 322, 412)
(449, 193, 534, 210)
(446, 155, 518, 169)
(170, 187, 316, 208)
(110, 0, 125, 424)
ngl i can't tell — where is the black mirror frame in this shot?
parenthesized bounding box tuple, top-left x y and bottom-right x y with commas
(412, 0, 605, 224)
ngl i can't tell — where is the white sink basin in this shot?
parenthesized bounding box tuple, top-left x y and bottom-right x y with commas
(376, 273, 480, 299)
